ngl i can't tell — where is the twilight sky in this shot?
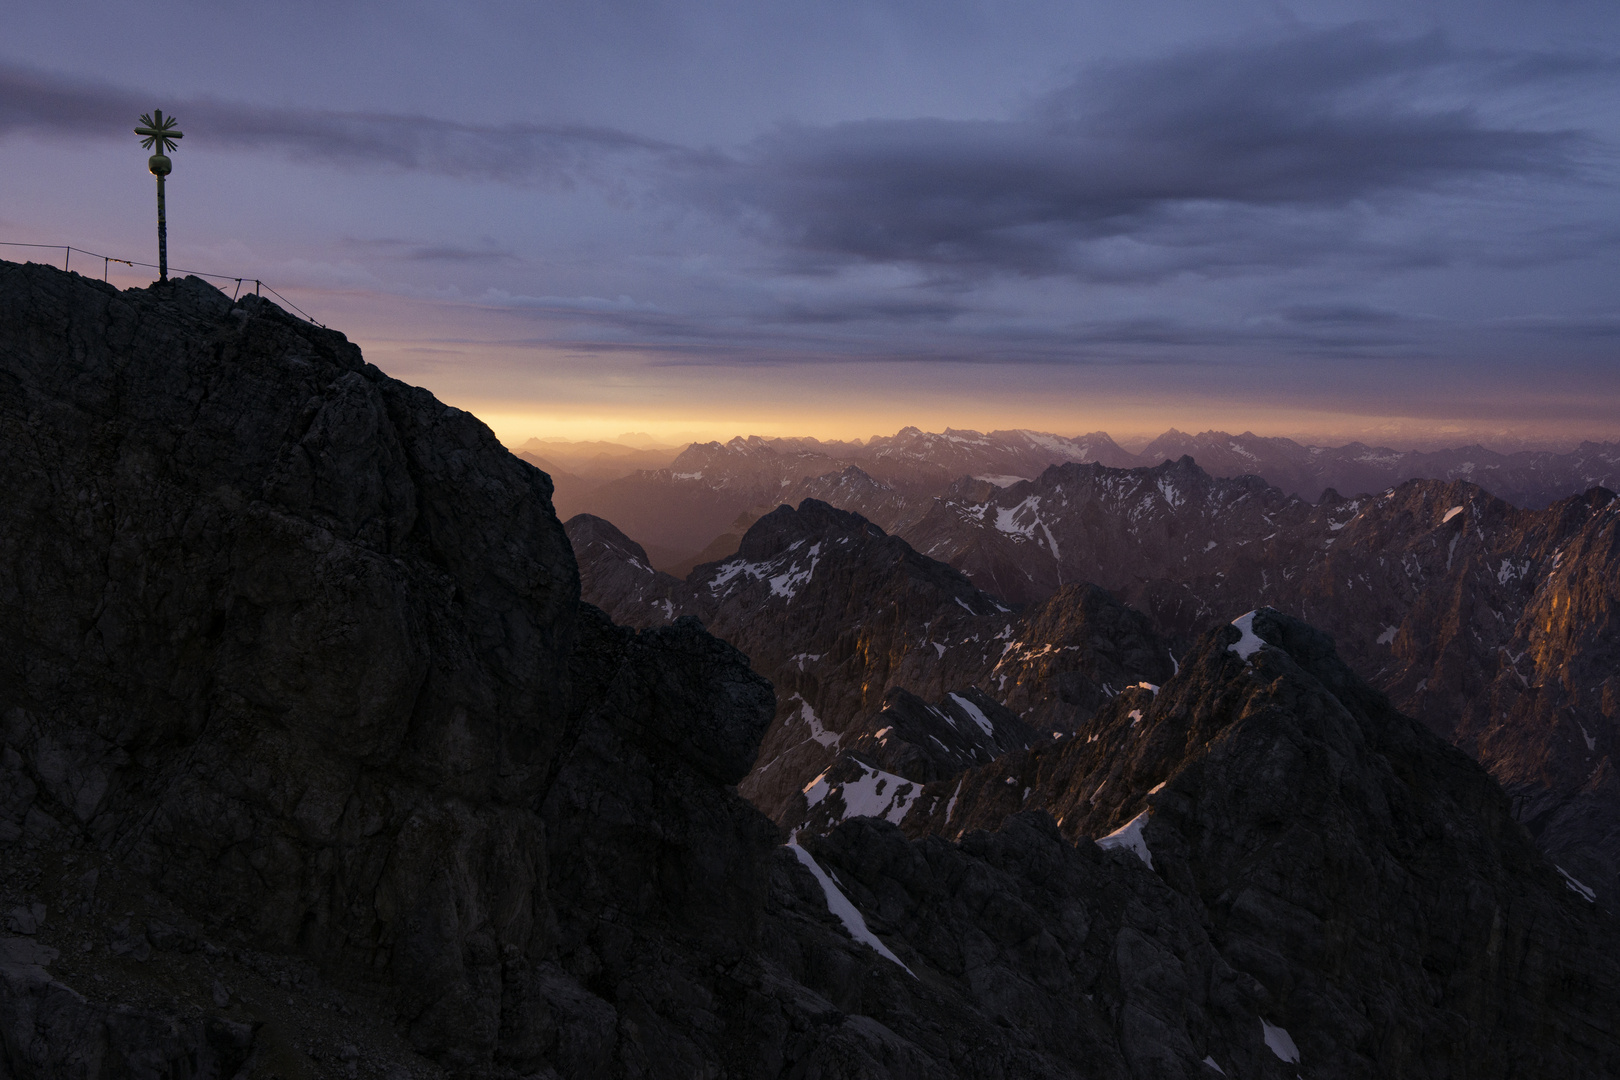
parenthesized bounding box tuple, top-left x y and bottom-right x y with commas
(4, 0, 1618, 448)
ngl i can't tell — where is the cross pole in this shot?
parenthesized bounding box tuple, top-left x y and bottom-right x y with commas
(134, 110, 183, 282)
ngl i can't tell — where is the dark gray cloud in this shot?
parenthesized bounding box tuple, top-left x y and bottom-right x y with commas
(461, 287, 1438, 366)
(1277, 303, 1417, 326)
(0, 63, 698, 188)
(2, 27, 1602, 280)
(343, 237, 520, 263)
(6, 25, 1614, 379)
(765, 296, 967, 325)
(699, 26, 1598, 277)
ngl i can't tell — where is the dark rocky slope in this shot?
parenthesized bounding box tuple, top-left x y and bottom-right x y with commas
(1116, 482, 1620, 875)
(563, 513, 687, 626)
(6, 260, 1618, 1079)
(1121, 481, 1620, 910)
(903, 608, 1620, 1077)
(0, 261, 780, 1074)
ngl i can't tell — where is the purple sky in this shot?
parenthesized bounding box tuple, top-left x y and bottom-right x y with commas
(4, 0, 1619, 447)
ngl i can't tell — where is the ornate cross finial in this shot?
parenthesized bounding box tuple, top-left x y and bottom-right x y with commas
(134, 110, 183, 282)
(134, 110, 184, 154)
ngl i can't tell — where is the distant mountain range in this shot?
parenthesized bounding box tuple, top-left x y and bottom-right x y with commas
(522, 427, 1620, 570)
(570, 457, 1620, 912)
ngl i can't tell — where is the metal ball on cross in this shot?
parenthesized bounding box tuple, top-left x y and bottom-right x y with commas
(134, 110, 184, 282)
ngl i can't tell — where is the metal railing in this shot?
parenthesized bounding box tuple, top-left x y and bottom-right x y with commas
(0, 240, 325, 328)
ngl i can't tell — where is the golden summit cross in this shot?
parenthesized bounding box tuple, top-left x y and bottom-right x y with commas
(134, 110, 184, 282)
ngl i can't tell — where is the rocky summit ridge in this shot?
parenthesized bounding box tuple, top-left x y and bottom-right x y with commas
(3, 258, 1619, 1079)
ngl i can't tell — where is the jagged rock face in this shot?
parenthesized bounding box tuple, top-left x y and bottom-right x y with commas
(788, 687, 1033, 837)
(904, 609, 1620, 1077)
(1292, 483, 1620, 905)
(683, 500, 1042, 833)
(0, 264, 582, 1064)
(1140, 428, 1620, 509)
(0, 263, 784, 1075)
(774, 813, 1286, 1080)
(568, 499, 1173, 832)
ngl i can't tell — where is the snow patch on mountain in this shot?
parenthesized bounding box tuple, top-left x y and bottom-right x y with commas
(803, 761, 919, 827)
(1039, 520, 1062, 560)
(1229, 611, 1265, 661)
(786, 843, 915, 976)
(769, 541, 821, 598)
(995, 496, 1041, 538)
(1262, 1020, 1300, 1063)
(1098, 810, 1153, 868)
(947, 693, 996, 738)
(1558, 866, 1597, 902)
(796, 697, 840, 749)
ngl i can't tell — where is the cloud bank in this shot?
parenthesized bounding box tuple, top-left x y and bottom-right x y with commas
(2, 23, 1616, 377)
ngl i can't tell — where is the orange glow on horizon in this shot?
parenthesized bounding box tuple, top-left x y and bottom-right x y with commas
(461, 401, 1619, 455)
(16, 276, 1607, 454)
